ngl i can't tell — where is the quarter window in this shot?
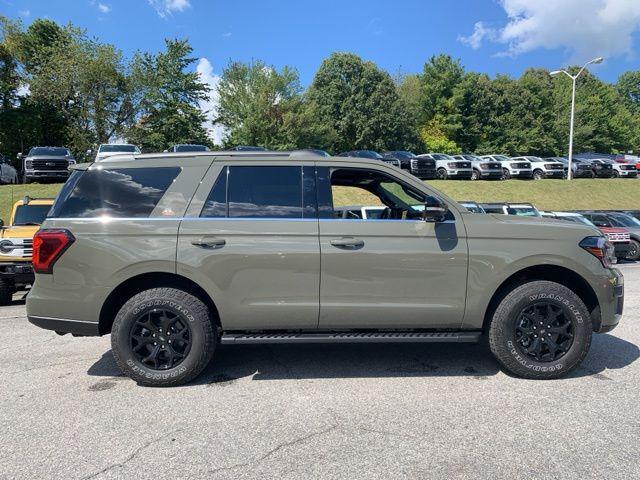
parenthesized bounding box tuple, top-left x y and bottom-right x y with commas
(49, 167, 180, 218)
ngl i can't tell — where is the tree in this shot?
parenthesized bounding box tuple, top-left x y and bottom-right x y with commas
(419, 117, 459, 153)
(418, 54, 465, 123)
(215, 60, 332, 149)
(617, 71, 640, 115)
(126, 39, 211, 151)
(307, 52, 416, 153)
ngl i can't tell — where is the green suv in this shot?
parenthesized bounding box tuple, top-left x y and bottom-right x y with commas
(27, 151, 624, 386)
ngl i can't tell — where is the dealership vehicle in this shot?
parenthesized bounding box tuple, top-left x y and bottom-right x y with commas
(228, 146, 268, 151)
(417, 153, 472, 180)
(92, 144, 141, 162)
(19, 147, 75, 183)
(458, 201, 486, 213)
(580, 211, 640, 261)
(511, 156, 564, 180)
(0, 154, 18, 184)
(481, 203, 541, 217)
(452, 154, 502, 181)
(548, 157, 594, 178)
(480, 154, 533, 180)
(27, 151, 623, 386)
(542, 211, 630, 261)
(167, 144, 210, 153)
(0, 197, 54, 305)
(338, 150, 400, 168)
(578, 159, 614, 178)
(592, 159, 638, 178)
(382, 151, 436, 179)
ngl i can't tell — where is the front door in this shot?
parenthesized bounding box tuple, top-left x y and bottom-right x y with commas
(178, 162, 320, 331)
(317, 164, 468, 329)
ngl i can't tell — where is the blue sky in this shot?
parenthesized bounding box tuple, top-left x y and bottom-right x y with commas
(3, 0, 640, 85)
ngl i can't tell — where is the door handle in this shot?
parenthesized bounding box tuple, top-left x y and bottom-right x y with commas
(330, 237, 364, 249)
(191, 237, 226, 249)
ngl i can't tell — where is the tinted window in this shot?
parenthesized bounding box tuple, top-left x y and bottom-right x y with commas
(49, 167, 180, 218)
(13, 205, 51, 225)
(201, 168, 228, 218)
(99, 145, 139, 153)
(175, 145, 208, 152)
(29, 147, 70, 156)
(201, 166, 306, 218)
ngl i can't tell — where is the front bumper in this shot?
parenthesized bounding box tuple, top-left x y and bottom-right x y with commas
(510, 170, 533, 179)
(617, 170, 638, 178)
(595, 268, 624, 333)
(0, 262, 34, 285)
(24, 170, 70, 179)
(595, 170, 614, 178)
(543, 170, 564, 178)
(478, 170, 503, 179)
(573, 170, 593, 178)
(412, 168, 437, 179)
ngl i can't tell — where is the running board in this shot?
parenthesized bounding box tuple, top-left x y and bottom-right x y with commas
(220, 331, 481, 345)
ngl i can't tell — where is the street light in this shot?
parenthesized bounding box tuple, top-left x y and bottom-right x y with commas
(550, 57, 604, 180)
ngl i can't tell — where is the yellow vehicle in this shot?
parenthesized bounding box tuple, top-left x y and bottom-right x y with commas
(0, 197, 54, 304)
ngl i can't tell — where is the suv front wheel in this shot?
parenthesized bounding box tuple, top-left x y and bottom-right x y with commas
(488, 280, 592, 379)
(111, 287, 216, 387)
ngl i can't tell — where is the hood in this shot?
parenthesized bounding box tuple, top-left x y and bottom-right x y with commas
(463, 212, 600, 242)
(26, 155, 72, 161)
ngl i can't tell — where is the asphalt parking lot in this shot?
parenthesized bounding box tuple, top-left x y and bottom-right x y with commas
(0, 266, 638, 479)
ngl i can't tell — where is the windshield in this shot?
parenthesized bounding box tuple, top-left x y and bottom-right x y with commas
(463, 155, 483, 161)
(430, 154, 455, 160)
(174, 145, 208, 152)
(389, 151, 414, 159)
(12, 204, 51, 225)
(493, 155, 510, 161)
(99, 145, 140, 153)
(358, 151, 383, 159)
(558, 215, 595, 227)
(508, 206, 540, 217)
(610, 213, 640, 227)
(28, 147, 70, 157)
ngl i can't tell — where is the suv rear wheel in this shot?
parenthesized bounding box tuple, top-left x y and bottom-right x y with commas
(111, 287, 216, 387)
(488, 280, 592, 379)
(625, 239, 640, 261)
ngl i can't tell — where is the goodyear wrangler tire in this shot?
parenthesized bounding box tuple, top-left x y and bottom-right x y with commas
(488, 281, 592, 379)
(111, 288, 216, 387)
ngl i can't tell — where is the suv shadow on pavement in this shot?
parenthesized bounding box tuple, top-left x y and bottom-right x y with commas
(86, 333, 638, 386)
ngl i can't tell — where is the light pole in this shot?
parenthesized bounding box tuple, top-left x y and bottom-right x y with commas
(550, 56, 604, 180)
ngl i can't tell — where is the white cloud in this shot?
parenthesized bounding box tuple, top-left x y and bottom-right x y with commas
(222, 32, 232, 38)
(18, 9, 30, 17)
(98, 3, 111, 13)
(460, 0, 640, 61)
(148, 0, 190, 18)
(196, 58, 226, 145)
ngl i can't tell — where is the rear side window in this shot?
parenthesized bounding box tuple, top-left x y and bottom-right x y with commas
(49, 167, 180, 218)
(201, 166, 312, 219)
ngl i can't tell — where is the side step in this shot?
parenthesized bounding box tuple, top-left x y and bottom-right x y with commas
(220, 331, 481, 345)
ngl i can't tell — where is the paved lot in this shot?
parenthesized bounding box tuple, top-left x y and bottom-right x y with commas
(1, 266, 639, 479)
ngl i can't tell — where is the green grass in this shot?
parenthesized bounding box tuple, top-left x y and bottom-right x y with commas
(0, 178, 638, 222)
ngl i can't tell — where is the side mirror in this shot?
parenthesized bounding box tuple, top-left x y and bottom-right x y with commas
(423, 197, 449, 222)
(16, 153, 23, 160)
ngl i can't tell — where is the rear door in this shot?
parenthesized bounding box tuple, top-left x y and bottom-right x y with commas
(178, 160, 320, 331)
(316, 163, 468, 329)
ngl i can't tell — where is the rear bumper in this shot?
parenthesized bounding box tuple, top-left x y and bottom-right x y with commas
(28, 315, 99, 336)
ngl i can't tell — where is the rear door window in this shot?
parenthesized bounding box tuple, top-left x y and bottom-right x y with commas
(49, 167, 180, 218)
(200, 165, 316, 219)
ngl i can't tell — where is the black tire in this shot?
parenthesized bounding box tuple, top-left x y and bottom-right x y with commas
(111, 288, 216, 387)
(436, 168, 448, 180)
(625, 239, 640, 261)
(533, 169, 544, 180)
(0, 279, 13, 306)
(488, 280, 592, 379)
(612, 170, 620, 178)
(502, 168, 511, 180)
(471, 169, 480, 181)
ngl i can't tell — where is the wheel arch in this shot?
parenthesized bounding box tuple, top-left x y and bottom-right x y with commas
(482, 264, 600, 333)
(98, 272, 221, 335)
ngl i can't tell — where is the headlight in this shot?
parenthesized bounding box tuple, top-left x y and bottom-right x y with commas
(580, 236, 615, 267)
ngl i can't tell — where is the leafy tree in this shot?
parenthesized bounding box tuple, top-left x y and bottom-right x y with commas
(215, 60, 332, 149)
(127, 39, 211, 151)
(307, 52, 417, 153)
(617, 71, 640, 115)
(418, 54, 465, 123)
(419, 117, 459, 153)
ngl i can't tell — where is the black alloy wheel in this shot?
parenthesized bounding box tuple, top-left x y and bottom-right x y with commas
(130, 308, 192, 370)
(514, 302, 574, 363)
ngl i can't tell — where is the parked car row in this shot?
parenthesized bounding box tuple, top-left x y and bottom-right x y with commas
(4, 144, 639, 184)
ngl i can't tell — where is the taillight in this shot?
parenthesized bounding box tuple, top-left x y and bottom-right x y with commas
(580, 236, 615, 267)
(32, 229, 75, 274)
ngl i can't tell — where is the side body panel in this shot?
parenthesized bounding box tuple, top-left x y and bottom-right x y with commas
(177, 160, 320, 330)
